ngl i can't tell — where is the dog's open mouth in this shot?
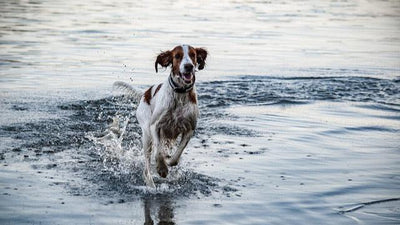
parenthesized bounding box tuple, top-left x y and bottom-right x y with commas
(180, 72, 193, 83)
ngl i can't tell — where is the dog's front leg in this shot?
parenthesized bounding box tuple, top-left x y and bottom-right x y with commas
(166, 130, 194, 167)
(150, 123, 168, 178)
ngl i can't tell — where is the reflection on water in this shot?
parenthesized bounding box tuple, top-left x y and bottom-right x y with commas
(144, 197, 175, 225)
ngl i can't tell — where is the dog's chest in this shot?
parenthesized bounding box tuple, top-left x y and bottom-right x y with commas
(158, 102, 198, 140)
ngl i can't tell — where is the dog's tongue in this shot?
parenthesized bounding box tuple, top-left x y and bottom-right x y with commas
(183, 73, 192, 80)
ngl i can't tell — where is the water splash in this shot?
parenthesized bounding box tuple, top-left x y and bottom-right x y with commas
(88, 114, 142, 175)
(86, 111, 222, 198)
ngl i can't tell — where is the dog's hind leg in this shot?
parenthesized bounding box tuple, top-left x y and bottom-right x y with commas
(166, 130, 194, 167)
(142, 130, 155, 188)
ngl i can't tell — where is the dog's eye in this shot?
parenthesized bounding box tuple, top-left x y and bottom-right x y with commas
(175, 54, 181, 59)
(189, 52, 195, 58)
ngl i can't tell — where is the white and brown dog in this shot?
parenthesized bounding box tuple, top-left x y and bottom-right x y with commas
(115, 45, 207, 188)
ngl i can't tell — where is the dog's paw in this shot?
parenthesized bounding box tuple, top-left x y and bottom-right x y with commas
(145, 179, 156, 189)
(165, 155, 178, 167)
(143, 169, 156, 188)
(157, 161, 169, 178)
(166, 158, 178, 167)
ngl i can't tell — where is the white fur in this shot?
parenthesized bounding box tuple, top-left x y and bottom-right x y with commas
(179, 44, 194, 73)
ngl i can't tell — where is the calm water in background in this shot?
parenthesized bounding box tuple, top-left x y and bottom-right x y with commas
(1, 0, 400, 224)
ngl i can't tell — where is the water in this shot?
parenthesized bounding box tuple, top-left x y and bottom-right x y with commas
(1, 0, 400, 224)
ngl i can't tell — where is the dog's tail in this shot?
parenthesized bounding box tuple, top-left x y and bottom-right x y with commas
(113, 81, 143, 102)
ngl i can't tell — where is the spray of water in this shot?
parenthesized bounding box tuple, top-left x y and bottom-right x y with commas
(86, 111, 219, 196)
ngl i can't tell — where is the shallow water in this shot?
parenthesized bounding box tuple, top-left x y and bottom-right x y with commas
(1, 0, 400, 225)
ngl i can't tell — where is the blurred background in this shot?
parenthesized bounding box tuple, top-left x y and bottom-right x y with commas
(1, 0, 399, 90)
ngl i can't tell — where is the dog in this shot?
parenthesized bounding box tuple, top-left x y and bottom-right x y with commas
(114, 45, 208, 188)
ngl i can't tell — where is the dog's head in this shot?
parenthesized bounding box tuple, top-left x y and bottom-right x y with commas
(155, 45, 208, 86)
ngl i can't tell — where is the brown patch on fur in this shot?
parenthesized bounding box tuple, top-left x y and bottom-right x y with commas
(155, 46, 185, 74)
(154, 83, 162, 96)
(159, 124, 181, 142)
(171, 46, 184, 76)
(188, 90, 197, 104)
(188, 46, 197, 66)
(144, 86, 153, 105)
(195, 48, 208, 70)
(155, 51, 172, 73)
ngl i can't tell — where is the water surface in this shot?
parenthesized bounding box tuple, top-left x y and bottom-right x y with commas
(1, 0, 400, 224)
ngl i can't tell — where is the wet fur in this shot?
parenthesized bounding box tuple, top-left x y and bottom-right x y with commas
(135, 45, 207, 188)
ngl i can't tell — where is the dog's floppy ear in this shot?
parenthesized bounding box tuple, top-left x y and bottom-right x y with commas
(155, 50, 172, 73)
(195, 48, 208, 70)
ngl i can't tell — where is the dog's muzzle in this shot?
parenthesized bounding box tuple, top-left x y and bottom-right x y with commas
(180, 72, 194, 84)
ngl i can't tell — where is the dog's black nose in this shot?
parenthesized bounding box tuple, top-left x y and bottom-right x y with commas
(184, 63, 194, 71)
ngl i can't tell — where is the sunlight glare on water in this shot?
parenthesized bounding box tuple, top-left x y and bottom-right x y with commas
(1, 0, 399, 91)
